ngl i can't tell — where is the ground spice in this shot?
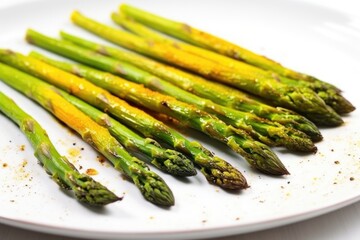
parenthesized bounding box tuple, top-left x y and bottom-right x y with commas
(86, 168, 98, 176)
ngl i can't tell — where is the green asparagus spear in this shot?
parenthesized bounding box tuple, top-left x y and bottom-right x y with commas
(112, 13, 355, 115)
(0, 61, 174, 206)
(59, 31, 322, 141)
(30, 50, 316, 153)
(0, 49, 249, 190)
(119, 4, 341, 92)
(0, 90, 120, 206)
(57, 89, 196, 177)
(70, 11, 343, 126)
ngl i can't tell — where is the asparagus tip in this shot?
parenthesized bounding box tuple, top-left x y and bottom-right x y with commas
(200, 156, 249, 190)
(246, 141, 290, 176)
(133, 169, 175, 206)
(68, 173, 122, 206)
(152, 149, 197, 177)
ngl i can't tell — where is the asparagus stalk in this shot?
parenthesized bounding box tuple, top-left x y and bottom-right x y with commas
(0, 61, 174, 206)
(0, 49, 249, 189)
(59, 31, 322, 141)
(70, 11, 343, 126)
(0, 90, 120, 206)
(22, 33, 287, 177)
(57, 89, 196, 177)
(30, 50, 316, 153)
(113, 13, 355, 115)
(119, 4, 341, 92)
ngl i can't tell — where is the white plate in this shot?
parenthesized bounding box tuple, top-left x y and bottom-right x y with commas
(0, 0, 359, 239)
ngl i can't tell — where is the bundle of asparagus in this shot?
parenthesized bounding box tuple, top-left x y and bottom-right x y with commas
(0, 49, 249, 190)
(69, 10, 355, 126)
(31, 50, 317, 153)
(23, 30, 291, 176)
(0, 90, 120, 206)
(111, 12, 353, 115)
(0, 3, 356, 207)
(58, 31, 322, 142)
(56, 90, 197, 177)
(0, 61, 174, 206)
(25, 30, 317, 153)
(118, 5, 344, 92)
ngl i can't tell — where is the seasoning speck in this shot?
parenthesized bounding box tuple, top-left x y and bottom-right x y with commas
(22, 160, 28, 168)
(19, 144, 25, 151)
(2, 163, 8, 168)
(334, 160, 340, 164)
(86, 168, 98, 176)
(97, 155, 106, 164)
(68, 147, 80, 157)
(350, 177, 355, 181)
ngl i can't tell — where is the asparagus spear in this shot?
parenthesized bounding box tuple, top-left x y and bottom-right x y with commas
(59, 31, 322, 141)
(30, 50, 316, 153)
(57, 89, 196, 177)
(119, 4, 341, 92)
(0, 61, 174, 206)
(0, 49, 249, 189)
(70, 11, 343, 126)
(113, 13, 355, 115)
(0, 90, 120, 206)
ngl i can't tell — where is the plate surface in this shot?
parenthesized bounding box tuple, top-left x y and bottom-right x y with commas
(0, 0, 360, 239)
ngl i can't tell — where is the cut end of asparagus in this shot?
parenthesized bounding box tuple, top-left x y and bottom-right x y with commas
(67, 173, 122, 206)
(199, 156, 249, 190)
(131, 166, 175, 206)
(152, 149, 197, 177)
